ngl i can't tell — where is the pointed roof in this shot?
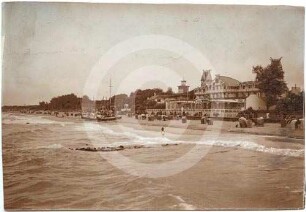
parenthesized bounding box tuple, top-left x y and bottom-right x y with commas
(201, 73, 206, 81)
(201, 70, 212, 81)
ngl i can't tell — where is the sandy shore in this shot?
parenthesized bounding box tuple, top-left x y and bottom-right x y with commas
(119, 117, 305, 139)
(40, 114, 304, 139)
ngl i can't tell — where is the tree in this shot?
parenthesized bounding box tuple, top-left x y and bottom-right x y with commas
(111, 94, 128, 109)
(144, 99, 157, 109)
(252, 57, 288, 110)
(127, 88, 164, 114)
(49, 93, 80, 111)
(165, 87, 174, 95)
(39, 101, 48, 110)
(276, 91, 304, 115)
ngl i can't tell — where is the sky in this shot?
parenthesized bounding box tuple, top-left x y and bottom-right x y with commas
(2, 3, 305, 105)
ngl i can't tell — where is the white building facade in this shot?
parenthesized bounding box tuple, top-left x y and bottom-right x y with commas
(147, 70, 266, 118)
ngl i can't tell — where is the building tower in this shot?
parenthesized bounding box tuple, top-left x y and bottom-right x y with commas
(201, 69, 212, 87)
(178, 79, 190, 94)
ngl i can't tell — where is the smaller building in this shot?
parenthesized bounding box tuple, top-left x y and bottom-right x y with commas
(290, 84, 301, 95)
(245, 94, 266, 110)
(178, 79, 189, 94)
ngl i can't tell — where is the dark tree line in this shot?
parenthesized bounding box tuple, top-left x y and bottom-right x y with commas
(276, 91, 304, 115)
(48, 94, 81, 110)
(4, 87, 176, 112)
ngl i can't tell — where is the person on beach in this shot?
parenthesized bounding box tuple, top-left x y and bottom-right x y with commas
(161, 126, 165, 136)
(295, 118, 301, 129)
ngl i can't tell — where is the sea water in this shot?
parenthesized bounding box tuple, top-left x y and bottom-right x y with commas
(2, 113, 305, 209)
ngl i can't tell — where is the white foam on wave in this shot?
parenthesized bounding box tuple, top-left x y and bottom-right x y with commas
(198, 140, 304, 158)
(78, 123, 304, 158)
(3, 113, 56, 124)
(168, 194, 196, 210)
(21, 144, 64, 151)
(35, 143, 64, 150)
(78, 123, 173, 145)
(2, 113, 75, 126)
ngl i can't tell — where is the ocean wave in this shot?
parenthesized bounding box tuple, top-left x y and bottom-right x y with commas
(78, 123, 304, 158)
(168, 194, 196, 210)
(198, 140, 304, 158)
(2, 114, 56, 125)
(20, 144, 64, 151)
(4, 128, 53, 137)
(79, 123, 172, 142)
(37, 144, 64, 149)
(2, 114, 77, 128)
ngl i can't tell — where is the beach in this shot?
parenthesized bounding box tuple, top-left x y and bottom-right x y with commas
(2, 113, 305, 210)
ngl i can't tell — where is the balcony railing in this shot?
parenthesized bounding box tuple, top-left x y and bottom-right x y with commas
(146, 108, 241, 118)
(195, 88, 259, 94)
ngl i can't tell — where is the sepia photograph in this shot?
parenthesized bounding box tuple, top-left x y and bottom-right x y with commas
(2, 2, 305, 210)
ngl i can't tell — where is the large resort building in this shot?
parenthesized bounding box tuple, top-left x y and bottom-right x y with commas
(147, 70, 266, 118)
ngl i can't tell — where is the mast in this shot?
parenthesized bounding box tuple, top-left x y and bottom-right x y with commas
(109, 78, 112, 110)
(93, 96, 95, 112)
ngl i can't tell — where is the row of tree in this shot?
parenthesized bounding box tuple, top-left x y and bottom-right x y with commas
(5, 87, 176, 112)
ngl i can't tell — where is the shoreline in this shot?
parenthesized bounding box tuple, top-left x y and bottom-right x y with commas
(4, 112, 304, 140)
(118, 117, 305, 140)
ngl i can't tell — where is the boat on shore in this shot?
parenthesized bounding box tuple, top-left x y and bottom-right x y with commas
(96, 116, 118, 121)
(81, 112, 97, 121)
(96, 110, 121, 122)
(95, 78, 122, 122)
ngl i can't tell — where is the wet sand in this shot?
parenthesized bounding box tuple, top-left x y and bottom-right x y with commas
(45, 114, 305, 139)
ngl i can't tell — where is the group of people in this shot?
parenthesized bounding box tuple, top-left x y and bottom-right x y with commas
(236, 116, 265, 128)
(281, 115, 302, 129)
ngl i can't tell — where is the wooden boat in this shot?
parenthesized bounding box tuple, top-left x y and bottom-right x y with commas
(95, 78, 122, 122)
(96, 115, 121, 122)
(96, 116, 116, 121)
(81, 112, 97, 121)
